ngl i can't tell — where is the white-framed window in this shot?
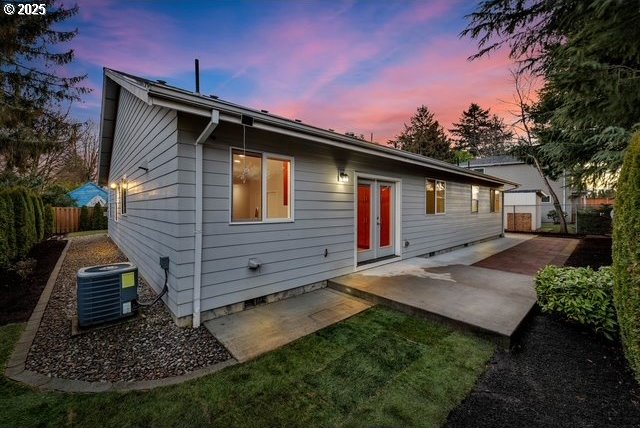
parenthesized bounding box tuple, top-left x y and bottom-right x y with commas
(230, 148, 293, 223)
(471, 185, 479, 213)
(490, 189, 501, 213)
(120, 178, 128, 215)
(426, 178, 446, 215)
(109, 188, 117, 220)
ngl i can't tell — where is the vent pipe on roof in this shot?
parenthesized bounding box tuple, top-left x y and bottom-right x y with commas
(195, 59, 200, 94)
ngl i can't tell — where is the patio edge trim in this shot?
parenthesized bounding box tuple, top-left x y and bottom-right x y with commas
(4, 238, 239, 393)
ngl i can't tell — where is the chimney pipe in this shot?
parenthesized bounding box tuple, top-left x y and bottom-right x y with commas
(195, 59, 200, 94)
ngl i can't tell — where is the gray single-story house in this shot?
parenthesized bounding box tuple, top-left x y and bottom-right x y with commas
(98, 68, 517, 328)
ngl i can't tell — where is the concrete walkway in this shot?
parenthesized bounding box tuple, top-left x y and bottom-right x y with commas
(204, 288, 372, 362)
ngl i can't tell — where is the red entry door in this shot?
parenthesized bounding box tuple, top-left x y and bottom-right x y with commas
(357, 179, 395, 263)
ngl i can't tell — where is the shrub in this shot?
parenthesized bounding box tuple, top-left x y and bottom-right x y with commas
(92, 202, 107, 230)
(547, 209, 567, 224)
(577, 205, 613, 235)
(613, 130, 640, 382)
(79, 206, 90, 231)
(535, 265, 617, 339)
(41, 184, 76, 207)
(7, 188, 32, 259)
(43, 204, 54, 237)
(0, 194, 13, 268)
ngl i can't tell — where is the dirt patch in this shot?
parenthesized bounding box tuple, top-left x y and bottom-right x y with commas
(564, 235, 612, 269)
(0, 239, 67, 325)
(25, 234, 231, 382)
(447, 234, 639, 427)
(473, 236, 577, 276)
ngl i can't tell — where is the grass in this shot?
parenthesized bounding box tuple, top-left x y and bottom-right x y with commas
(65, 230, 108, 238)
(537, 223, 577, 234)
(0, 307, 494, 428)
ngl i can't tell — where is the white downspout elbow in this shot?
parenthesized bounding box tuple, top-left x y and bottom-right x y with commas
(193, 110, 219, 328)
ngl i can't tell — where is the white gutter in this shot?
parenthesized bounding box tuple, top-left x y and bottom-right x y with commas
(192, 110, 220, 328)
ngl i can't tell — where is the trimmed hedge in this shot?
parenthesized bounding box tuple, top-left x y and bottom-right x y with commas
(0, 187, 46, 268)
(43, 204, 54, 237)
(536, 265, 617, 339)
(577, 205, 613, 235)
(613, 131, 640, 382)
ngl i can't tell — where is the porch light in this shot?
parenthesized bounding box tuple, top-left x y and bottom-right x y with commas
(109, 182, 117, 189)
(338, 168, 349, 183)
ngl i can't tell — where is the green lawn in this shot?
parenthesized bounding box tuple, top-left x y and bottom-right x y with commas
(0, 307, 494, 428)
(537, 223, 577, 234)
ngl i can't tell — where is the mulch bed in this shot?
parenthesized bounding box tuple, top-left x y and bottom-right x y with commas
(0, 239, 67, 325)
(25, 234, 231, 383)
(447, 236, 640, 427)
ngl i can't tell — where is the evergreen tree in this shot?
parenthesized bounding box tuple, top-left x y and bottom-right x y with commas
(391, 105, 453, 162)
(450, 103, 512, 157)
(1, 0, 88, 182)
(463, 0, 640, 185)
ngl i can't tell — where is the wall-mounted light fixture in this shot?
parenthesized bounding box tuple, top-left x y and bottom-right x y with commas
(338, 168, 349, 183)
(109, 182, 117, 189)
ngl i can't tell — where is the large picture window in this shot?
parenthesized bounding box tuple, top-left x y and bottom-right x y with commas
(426, 179, 445, 215)
(231, 149, 292, 223)
(471, 185, 479, 213)
(490, 189, 501, 212)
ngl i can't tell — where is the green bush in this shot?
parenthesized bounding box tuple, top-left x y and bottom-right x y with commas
(577, 205, 613, 235)
(613, 130, 640, 382)
(43, 204, 54, 237)
(79, 206, 90, 231)
(0, 194, 13, 268)
(0, 188, 46, 267)
(535, 265, 617, 339)
(92, 202, 107, 230)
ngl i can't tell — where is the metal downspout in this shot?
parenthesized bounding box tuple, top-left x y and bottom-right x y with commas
(193, 110, 219, 328)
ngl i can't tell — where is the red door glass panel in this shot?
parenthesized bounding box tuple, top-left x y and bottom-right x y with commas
(379, 186, 391, 247)
(357, 184, 371, 250)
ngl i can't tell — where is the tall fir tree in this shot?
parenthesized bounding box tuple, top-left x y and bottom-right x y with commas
(391, 105, 453, 162)
(0, 0, 88, 184)
(463, 0, 640, 185)
(450, 103, 512, 157)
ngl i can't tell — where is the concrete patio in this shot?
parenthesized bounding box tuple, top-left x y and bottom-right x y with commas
(204, 288, 372, 362)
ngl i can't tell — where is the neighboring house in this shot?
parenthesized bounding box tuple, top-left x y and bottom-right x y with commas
(98, 69, 515, 328)
(68, 182, 108, 207)
(465, 155, 578, 223)
(503, 189, 547, 232)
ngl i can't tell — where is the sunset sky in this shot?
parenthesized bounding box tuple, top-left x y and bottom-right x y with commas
(66, 0, 517, 143)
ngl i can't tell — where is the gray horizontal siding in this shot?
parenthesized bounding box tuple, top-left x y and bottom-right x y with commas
(178, 118, 503, 314)
(107, 89, 194, 318)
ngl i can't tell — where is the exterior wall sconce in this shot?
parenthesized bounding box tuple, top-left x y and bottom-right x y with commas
(109, 182, 117, 189)
(338, 168, 349, 183)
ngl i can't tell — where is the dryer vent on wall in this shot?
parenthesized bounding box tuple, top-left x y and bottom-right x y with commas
(77, 262, 138, 328)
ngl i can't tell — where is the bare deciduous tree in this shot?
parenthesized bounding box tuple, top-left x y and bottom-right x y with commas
(507, 71, 568, 234)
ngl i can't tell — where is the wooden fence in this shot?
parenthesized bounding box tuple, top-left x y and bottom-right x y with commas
(53, 207, 81, 234)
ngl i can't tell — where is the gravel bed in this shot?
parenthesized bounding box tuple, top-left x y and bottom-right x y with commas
(26, 234, 231, 383)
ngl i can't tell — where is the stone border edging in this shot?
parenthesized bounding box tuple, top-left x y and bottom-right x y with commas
(4, 239, 238, 393)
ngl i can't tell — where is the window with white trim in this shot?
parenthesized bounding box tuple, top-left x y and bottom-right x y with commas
(231, 149, 292, 223)
(490, 189, 501, 212)
(471, 185, 479, 213)
(120, 179, 128, 215)
(426, 178, 445, 215)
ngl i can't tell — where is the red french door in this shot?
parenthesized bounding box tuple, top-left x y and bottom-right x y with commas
(357, 179, 395, 263)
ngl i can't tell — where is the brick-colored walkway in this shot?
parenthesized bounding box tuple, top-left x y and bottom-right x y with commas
(473, 236, 579, 276)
